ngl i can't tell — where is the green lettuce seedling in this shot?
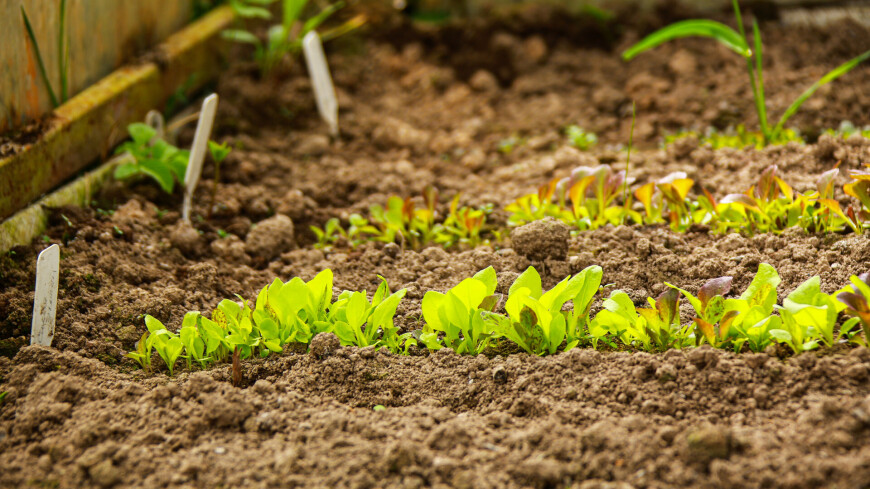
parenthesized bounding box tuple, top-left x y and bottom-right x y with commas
(499, 266, 603, 355)
(770, 275, 851, 352)
(179, 312, 211, 368)
(565, 125, 598, 151)
(590, 290, 648, 349)
(329, 278, 411, 353)
(143, 315, 184, 375)
(223, 0, 365, 77)
(125, 331, 153, 372)
(564, 265, 604, 350)
(114, 123, 190, 194)
(420, 267, 500, 354)
(721, 263, 781, 352)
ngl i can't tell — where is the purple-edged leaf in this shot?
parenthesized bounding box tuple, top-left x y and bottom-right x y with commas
(570, 166, 596, 184)
(756, 165, 778, 201)
(720, 193, 759, 209)
(848, 169, 870, 182)
(657, 171, 688, 185)
(816, 168, 839, 200)
(698, 277, 733, 309)
(656, 288, 680, 325)
(423, 185, 438, 213)
(478, 294, 502, 312)
(837, 291, 869, 313)
(858, 272, 870, 286)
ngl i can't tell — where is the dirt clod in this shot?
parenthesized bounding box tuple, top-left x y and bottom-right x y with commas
(510, 217, 570, 261)
(309, 332, 340, 359)
(169, 221, 203, 257)
(244, 214, 295, 260)
(687, 425, 735, 464)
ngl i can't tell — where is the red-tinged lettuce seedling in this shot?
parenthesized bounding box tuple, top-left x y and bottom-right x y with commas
(442, 196, 490, 248)
(637, 289, 695, 351)
(668, 276, 735, 348)
(836, 272, 870, 346)
(635, 172, 696, 230)
(506, 179, 569, 226)
(719, 165, 801, 234)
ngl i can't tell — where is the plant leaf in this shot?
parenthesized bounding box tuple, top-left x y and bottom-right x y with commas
(622, 19, 750, 61)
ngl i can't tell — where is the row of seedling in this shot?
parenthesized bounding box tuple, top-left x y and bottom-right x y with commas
(130, 264, 870, 374)
(311, 187, 494, 250)
(508, 163, 870, 236)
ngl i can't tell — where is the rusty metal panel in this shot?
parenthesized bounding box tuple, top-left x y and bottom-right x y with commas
(1, 0, 195, 132)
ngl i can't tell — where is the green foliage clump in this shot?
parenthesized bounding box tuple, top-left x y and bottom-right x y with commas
(623, 0, 870, 147)
(113, 123, 190, 194)
(223, 0, 365, 77)
(131, 264, 870, 375)
(509, 163, 870, 236)
(826, 121, 870, 141)
(565, 125, 598, 151)
(311, 188, 492, 250)
(664, 126, 803, 150)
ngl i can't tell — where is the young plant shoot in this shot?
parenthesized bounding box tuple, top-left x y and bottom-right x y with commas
(623, 0, 870, 146)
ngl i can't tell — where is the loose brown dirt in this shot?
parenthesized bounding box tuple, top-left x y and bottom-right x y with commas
(2, 5, 870, 488)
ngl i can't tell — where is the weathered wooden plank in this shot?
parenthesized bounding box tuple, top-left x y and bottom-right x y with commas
(0, 6, 234, 222)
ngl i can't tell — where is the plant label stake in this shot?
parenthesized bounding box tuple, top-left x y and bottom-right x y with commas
(183, 93, 219, 222)
(302, 31, 339, 137)
(31, 244, 59, 347)
(145, 110, 166, 140)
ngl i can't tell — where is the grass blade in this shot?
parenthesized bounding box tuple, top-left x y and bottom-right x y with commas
(752, 21, 769, 138)
(622, 20, 750, 61)
(302, 1, 345, 36)
(58, 0, 68, 103)
(771, 49, 870, 140)
(320, 14, 366, 43)
(283, 0, 309, 32)
(21, 6, 59, 108)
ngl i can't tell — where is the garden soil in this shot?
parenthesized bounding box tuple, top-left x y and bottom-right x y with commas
(2, 5, 870, 488)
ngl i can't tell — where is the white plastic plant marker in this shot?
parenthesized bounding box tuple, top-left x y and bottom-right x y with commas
(31, 244, 59, 347)
(145, 110, 166, 140)
(302, 31, 339, 137)
(182, 93, 219, 222)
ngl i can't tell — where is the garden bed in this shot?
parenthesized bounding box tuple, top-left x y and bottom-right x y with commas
(2, 5, 870, 488)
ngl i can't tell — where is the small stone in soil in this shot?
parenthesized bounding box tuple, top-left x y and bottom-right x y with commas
(492, 365, 508, 384)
